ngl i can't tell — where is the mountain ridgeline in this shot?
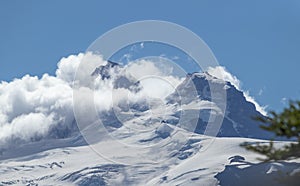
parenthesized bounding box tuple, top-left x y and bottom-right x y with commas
(91, 61, 274, 140)
(167, 72, 273, 139)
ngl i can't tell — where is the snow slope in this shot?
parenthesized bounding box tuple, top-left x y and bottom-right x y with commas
(0, 131, 298, 185)
(0, 60, 299, 185)
(0, 100, 298, 185)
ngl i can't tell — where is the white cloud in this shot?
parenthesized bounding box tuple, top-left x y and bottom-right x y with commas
(207, 66, 240, 89)
(0, 53, 105, 145)
(125, 60, 163, 79)
(0, 73, 74, 145)
(207, 66, 267, 116)
(244, 91, 268, 116)
(124, 59, 184, 100)
(0, 52, 268, 147)
(0, 53, 185, 146)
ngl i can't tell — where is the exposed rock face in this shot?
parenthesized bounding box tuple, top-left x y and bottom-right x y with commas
(167, 72, 274, 139)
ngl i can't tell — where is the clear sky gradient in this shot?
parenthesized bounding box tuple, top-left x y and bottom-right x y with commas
(1, 0, 300, 112)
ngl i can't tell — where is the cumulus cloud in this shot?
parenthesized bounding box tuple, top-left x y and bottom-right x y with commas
(126, 59, 184, 99)
(0, 53, 184, 146)
(0, 52, 109, 146)
(0, 74, 74, 145)
(207, 66, 267, 115)
(0, 52, 267, 147)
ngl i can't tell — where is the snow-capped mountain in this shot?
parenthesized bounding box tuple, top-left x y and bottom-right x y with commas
(0, 60, 298, 186)
(91, 62, 274, 140)
(167, 72, 275, 139)
(0, 126, 298, 185)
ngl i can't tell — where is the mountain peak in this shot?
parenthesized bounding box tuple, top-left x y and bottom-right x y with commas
(167, 71, 273, 139)
(91, 60, 120, 80)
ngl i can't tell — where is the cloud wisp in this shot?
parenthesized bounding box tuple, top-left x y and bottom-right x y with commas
(207, 66, 267, 115)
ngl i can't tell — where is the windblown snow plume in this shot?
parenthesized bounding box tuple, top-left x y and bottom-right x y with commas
(207, 66, 267, 115)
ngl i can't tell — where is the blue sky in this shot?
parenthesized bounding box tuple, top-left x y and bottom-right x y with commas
(1, 0, 300, 112)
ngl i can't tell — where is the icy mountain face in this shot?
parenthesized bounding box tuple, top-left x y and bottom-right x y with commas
(0, 59, 298, 186)
(166, 72, 273, 139)
(1, 132, 298, 186)
(0, 60, 272, 156)
(91, 60, 119, 80)
(90, 61, 147, 131)
(90, 62, 273, 140)
(92, 60, 141, 92)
